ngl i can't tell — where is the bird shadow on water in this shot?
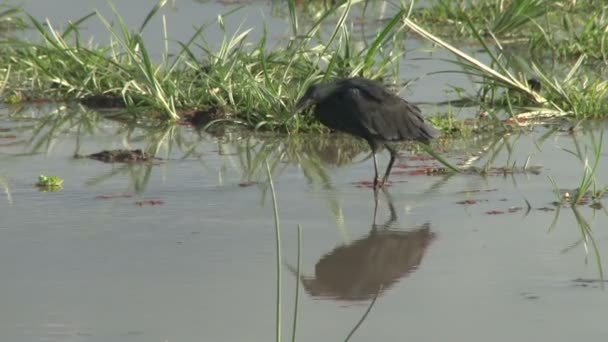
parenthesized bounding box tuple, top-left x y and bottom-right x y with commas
(286, 189, 436, 302)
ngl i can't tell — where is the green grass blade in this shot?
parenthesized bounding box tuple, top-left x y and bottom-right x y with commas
(290, 224, 302, 342)
(138, 0, 167, 34)
(266, 161, 282, 342)
(420, 144, 460, 173)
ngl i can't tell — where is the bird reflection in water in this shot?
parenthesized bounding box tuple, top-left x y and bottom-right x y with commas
(288, 190, 435, 301)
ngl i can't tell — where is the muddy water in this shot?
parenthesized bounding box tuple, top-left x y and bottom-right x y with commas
(1, 104, 608, 342)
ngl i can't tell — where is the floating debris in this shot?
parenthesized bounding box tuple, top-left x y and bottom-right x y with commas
(457, 188, 498, 194)
(467, 165, 543, 176)
(95, 194, 135, 200)
(135, 199, 165, 206)
(80, 94, 126, 109)
(352, 180, 407, 188)
(572, 278, 608, 288)
(353, 180, 393, 189)
(238, 181, 258, 188)
(35, 174, 63, 192)
(86, 149, 159, 163)
(456, 199, 480, 205)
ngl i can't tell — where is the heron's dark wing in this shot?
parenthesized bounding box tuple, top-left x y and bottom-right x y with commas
(343, 86, 439, 144)
(341, 77, 387, 102)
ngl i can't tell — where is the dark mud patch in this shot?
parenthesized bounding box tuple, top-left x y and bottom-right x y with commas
(80, 94, 126, 109)
(86, 149, 159, 163)
(238, 181, 259, 188)
(181, 107, 226, 127)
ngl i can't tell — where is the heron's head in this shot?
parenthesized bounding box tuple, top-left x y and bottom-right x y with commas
(294, 84, 321, 113)
(294, 80, 342, 113)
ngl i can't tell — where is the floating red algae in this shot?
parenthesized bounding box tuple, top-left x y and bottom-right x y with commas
(508, 207, 523, 213)
(537, 207, 556, 212)
(485, 210, 505, 215)
(456, 199, 478, 205)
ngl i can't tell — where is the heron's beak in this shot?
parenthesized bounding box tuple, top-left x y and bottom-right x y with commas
(294, 97, 314, 114)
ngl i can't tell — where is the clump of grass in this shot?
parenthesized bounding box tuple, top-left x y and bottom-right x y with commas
(412, 1, 608, 62)
(412, 0, 548, 39)
(405, 7, 608, 125)
(0, 5, 26, 31)
(1, 0, 410, 131)
(529, 3, 608, 61)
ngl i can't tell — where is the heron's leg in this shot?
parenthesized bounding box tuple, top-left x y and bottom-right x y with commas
(382, 144, 398, 184)
(372, 152, 381, 188)
(368, 141, 381, 189)
(372, 187, 380, 229)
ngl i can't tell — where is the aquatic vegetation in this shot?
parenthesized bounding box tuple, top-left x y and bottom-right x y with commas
(0, 174, 12, 204)
(0, 0, 608, 137)
(550, 130, 607, 207)
(412, 0, 547, 39)
(0, 5, 25, 31)
(266, 162, 303, 342)
(412, 0, 608, 61)
(35, 174, 64, 191)
(0, 0, 409, 131)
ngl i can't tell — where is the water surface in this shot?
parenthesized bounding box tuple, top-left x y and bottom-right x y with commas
(2, 104, 608, 342)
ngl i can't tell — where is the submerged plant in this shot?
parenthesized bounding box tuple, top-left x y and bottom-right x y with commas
(0, 174, 12, 204)
(570, 131, 604, 206)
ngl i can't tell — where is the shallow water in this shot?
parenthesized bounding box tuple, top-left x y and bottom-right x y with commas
(2, 104, 608, 342)
(2, 1, 608, 341)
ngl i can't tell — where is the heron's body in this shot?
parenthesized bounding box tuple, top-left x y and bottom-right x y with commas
(296, 77, 439, 188)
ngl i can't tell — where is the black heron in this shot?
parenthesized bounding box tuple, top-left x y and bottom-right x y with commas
(295, 77, 440, 188)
